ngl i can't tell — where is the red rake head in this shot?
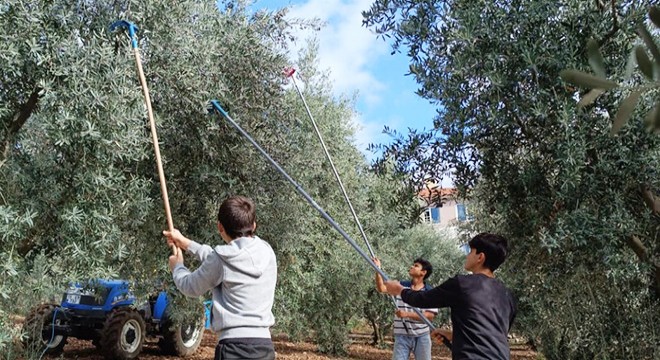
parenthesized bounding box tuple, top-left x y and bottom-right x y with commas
(284, 67, 296, 77)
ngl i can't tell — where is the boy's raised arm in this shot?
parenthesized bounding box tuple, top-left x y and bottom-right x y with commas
(172, 254, 224, 297)
(403, 279, 458, 309)
(373, 258, 388, 293)
(163, 229, 214, 262)
(186, 241, 216, 262)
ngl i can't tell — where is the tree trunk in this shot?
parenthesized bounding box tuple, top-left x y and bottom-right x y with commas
(369, 318, 385, 346)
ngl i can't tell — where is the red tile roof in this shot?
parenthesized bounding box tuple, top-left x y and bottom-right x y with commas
(418, 185, 457, 205)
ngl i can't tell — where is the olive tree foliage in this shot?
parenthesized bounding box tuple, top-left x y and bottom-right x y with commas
(364, 0, 659, 358)
(0, 0, 308, 353)
(0, 0, 462, 356)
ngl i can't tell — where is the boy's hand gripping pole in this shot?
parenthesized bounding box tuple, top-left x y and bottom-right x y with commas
(208, 101, 451, 350)
(111, 20, 176, 253)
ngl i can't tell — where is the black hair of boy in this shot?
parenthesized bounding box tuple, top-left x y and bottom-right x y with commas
(217, 196, 256, 239)
(414, 258, 433, 280)
(468, 233, 508, 271)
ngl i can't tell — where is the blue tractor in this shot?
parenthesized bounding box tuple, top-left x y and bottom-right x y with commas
(23, 280, 211, 359)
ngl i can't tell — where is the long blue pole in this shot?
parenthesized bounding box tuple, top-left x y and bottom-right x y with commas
(208, 100, 453, 349)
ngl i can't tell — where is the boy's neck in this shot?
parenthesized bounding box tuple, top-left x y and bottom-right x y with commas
(410, 276, 425, 289)
(472, 267, 495, 278)
(224, 235, 255, 244)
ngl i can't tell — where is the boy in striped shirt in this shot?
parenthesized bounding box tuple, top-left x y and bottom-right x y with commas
(375, 258, 437, 360)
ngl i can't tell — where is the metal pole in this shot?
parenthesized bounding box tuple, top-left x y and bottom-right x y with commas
(286, 69, 375, 257)
(285, 69, 417, 337)
(208, 101, 449, 345)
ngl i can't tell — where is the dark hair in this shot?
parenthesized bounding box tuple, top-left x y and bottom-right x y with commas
(217, 196, 256, 239)
(414, 258, 433, 280)
(468, 233, 509, 271)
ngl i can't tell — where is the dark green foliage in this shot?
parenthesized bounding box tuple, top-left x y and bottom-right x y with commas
(364, 0, 659, 358)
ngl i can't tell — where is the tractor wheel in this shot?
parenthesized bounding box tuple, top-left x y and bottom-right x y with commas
(100, 307, 145, 360)
(158, 311, 205, 356)
(23, 303, 67, 356)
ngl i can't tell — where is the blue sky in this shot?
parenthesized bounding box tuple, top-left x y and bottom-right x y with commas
(251, 0, 438, 160)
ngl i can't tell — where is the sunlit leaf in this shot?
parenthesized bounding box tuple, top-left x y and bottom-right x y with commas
(578, 89, 604, 107)
(635, 46, 654, 80)
(611, 90, 642, 135)
(559, 69, 618, 90)
(587, 39, 606, 77)
(624, 48, 637, 80)
(637, 24, 660, 63)
(649, 6, 660, 29)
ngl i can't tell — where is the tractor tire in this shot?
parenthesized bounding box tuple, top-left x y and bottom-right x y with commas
(158, 311, 205, 357)
(100, 307, 145, 360)
(23, 303, 67, 356)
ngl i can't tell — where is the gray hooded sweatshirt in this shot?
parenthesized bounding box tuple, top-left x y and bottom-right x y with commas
(172, 236, 277, 340)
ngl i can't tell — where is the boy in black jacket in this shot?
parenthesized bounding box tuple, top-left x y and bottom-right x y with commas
(383, 233, 517, 360)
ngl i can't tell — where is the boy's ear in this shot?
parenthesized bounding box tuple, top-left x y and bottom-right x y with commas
(217, 222, 226, 234)
(477, 252, 486, 264)
(252, 222, 257, 231)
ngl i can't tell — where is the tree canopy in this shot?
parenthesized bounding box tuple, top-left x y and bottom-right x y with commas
(364, 0, 659, 358)
(0, 1, 463, 357)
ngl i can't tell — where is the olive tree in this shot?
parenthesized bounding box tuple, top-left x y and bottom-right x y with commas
(364, 0, 659, 358)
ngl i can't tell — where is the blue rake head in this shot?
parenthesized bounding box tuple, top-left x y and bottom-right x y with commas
(109, 20, 139, 49)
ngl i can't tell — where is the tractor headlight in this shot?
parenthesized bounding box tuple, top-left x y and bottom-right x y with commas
(112, 294, 129, 304)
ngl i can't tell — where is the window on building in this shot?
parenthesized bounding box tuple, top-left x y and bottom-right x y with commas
(422, 207, 441, 224)
(423, 209, 431, 223)
(456, 204, 467, 222)
(430, 207, 440, 223)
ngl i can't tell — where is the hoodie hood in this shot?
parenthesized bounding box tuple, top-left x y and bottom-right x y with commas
(214, 236, 272, 278)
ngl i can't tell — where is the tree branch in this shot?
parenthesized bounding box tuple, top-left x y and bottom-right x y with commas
(0, 87, 41, 166)
(597, 0, 619, 46)
(640, 184, 660, 216)
(626, 235, 649, 262)
(8, 88, 40, 136)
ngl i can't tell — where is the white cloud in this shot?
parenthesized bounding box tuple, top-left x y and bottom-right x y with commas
(285, 0, 388, 103)
(350, 113, 382, 153)
(272, 0, 398, 158)
(256, 0, 428, 158)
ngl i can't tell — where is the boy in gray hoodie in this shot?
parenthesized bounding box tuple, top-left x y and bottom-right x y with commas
(164, 195, 277, 360)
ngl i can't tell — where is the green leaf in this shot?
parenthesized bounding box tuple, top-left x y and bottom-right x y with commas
(578, 89, 604, 108)
(644, 103, 660, 132)
(611, 90, 642, 135)
(624, 48, 637, 80)
(637, 24, 660, 63)
(559, 69, 618, 90)
(635, 46, 654, 80)
(587, 39, 606, 77)
(649, 6, 660, 29)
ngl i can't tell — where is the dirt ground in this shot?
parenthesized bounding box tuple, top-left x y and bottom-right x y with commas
(43, 330, 538, 360)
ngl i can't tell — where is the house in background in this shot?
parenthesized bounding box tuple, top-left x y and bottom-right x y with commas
(418, 182, 470, 229)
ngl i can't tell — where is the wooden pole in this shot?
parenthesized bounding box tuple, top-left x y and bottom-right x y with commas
(133, 49, 175, 234)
